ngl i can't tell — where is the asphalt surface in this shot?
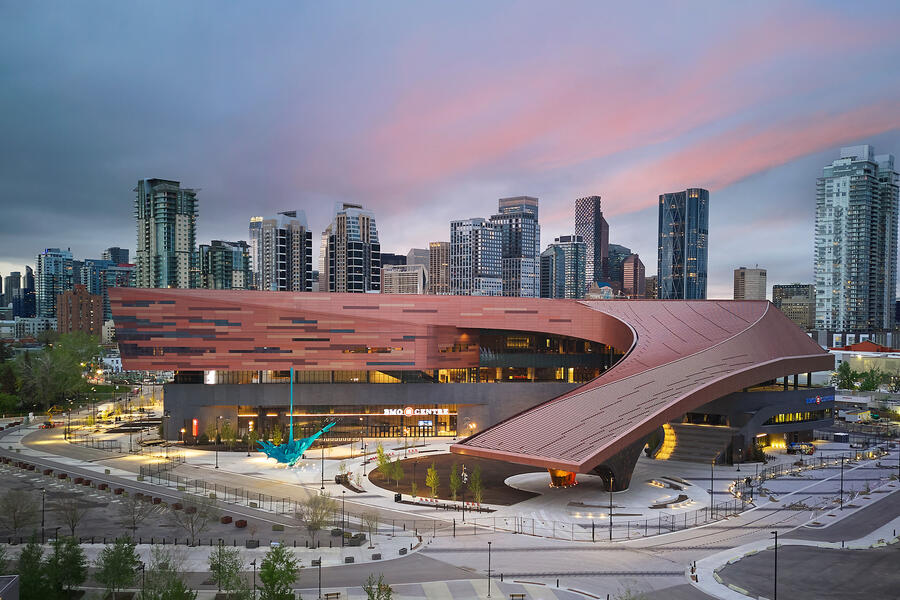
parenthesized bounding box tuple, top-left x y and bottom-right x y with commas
(785, 486, 900, 542)
(718, 545, 900, 600)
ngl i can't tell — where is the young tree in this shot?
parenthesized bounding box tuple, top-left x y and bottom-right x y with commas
(95, 537, 140, 600)
(219, 419, 236, 450)
(363, 573, 394, 600)
(208, 544, 250, 599)
(271, 424, 283, 446)
(362, 512, 379, 549)
(259, 543, 299, 600)
(832, 361, 858, 390)
(0, 489, 38, 535)
(389, 458, 404, 489)
(46, 535, 88, 598)
(54, 495, 93, 538)
(375, 443, 389, 477)
(449, 463, 461, 502)
(18, 536, 49, 599)
(0, 545, 7, 574)
(858, 367, 884, 392)
(170, 494, 220, 546)
(468, 464, 483, 505)
(140, 546, 197, 600)
(0, 361, 18, 395)
(117, 493, 164, 534)
(425, 462, 440, 499)
(295, 492, 336, 547)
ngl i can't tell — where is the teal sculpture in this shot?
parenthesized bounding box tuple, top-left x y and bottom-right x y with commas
(257, 366, 336, 466)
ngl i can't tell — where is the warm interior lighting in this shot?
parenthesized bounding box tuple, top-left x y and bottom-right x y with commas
(654, 423, 676, 460)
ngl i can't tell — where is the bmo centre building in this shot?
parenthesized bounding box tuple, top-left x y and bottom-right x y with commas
(111, 288, 835, 489)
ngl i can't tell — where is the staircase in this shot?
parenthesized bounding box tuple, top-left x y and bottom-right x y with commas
(654, 423, 734, 463)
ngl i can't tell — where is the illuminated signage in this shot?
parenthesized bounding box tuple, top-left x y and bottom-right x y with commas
(383, 407, 450, 416)
(805, 395, 834, 404)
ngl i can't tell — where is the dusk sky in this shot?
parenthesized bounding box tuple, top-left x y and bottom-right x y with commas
(2, 1, 900, 299)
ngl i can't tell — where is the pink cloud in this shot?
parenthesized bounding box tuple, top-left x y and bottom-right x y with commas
(356, 11, 891, 207)
(594, 101, 900, 218)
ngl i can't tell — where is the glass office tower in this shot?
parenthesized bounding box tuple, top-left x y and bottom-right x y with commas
(658, 188, 709, 300)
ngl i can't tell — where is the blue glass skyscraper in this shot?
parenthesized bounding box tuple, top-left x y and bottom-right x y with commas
(658, 188, 709, 300)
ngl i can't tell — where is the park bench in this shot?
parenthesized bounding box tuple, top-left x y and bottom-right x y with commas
(324, 593, 341, 599)
(509, 594, 526, 600)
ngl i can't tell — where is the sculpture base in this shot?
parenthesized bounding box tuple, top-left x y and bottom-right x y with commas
(548, 469, 577, 488)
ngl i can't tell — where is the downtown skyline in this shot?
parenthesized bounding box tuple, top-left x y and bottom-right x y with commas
(3, 2, 900, 298)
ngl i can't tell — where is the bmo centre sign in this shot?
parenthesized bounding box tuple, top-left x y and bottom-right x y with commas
(383, 407, 450, 417)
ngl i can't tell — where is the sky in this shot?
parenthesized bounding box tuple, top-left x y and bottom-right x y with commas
(2, 1, 900, 299)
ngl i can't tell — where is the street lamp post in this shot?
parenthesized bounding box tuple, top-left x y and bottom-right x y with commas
(710, 460, 715, 519)
(41, 488, 46, 544)
(608, 474, 614, 541)
(487, 541, 492, 597)
(321, 435, 326, 491)
(839, 454, 845, 510)
(341, 490, 346, 547)
(163, 410, 171, 459)
(215, 415, 223, 469)
(318, 556, 322, 599)
(737, 448, 742, 472)
(771, 530, 778, 600)
(362, 441, 367, 477)
(251, 559, 257, 600)
(461, 465, 469, 523)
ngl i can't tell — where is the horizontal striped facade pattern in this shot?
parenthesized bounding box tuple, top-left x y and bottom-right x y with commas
(109, 289, 833, 473)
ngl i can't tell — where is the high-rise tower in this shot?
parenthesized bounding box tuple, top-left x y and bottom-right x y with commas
(450, 218, 501, 296)
(658, 188, 709, 300)
(574, 196, 609, 289)
(135, 178, 198, 288)
(252, 212, 313, 292)
(490, 196, 540, 297)
(815, 146, 898, 331)
(321, 203, 381, 293)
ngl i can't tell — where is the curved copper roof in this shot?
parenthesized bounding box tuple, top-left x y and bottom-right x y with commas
(450, 299, 833, 473)
(107, 289, 832, 473)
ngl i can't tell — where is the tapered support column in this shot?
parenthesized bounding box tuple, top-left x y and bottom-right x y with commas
(589, 438, 646, 491)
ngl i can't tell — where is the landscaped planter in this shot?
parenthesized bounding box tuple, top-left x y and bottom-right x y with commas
(272, 524, 284, 532)
(43, 469, 52, 476)
(114, 488, 124, 495)
(82, 480, 91, 487)
(98, 483, 108, 491)
(221, 516, 232, 524)
(152, 497, 162, 504)
(245, 539, 259, 548)
(73, 477, 83, 484)
(172, 503, 183, 510)
(234, 520, 247, 528)
(58, 473, 67, 480)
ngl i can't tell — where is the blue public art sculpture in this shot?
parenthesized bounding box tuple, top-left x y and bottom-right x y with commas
(256, 366, 337, 466)
(257, 421, 336, 466)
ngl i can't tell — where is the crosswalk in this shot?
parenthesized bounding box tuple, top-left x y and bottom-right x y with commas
(297, 579, 583, 599)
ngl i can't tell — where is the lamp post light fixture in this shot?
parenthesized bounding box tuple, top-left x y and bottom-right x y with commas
(737, 447, 742, 472)
(180, 427, 185, 445)
(362, 441, 367, 477)
(771, 530, 778, 600)
(710, 459, 715, 519)
(215, 415, 223, 469)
